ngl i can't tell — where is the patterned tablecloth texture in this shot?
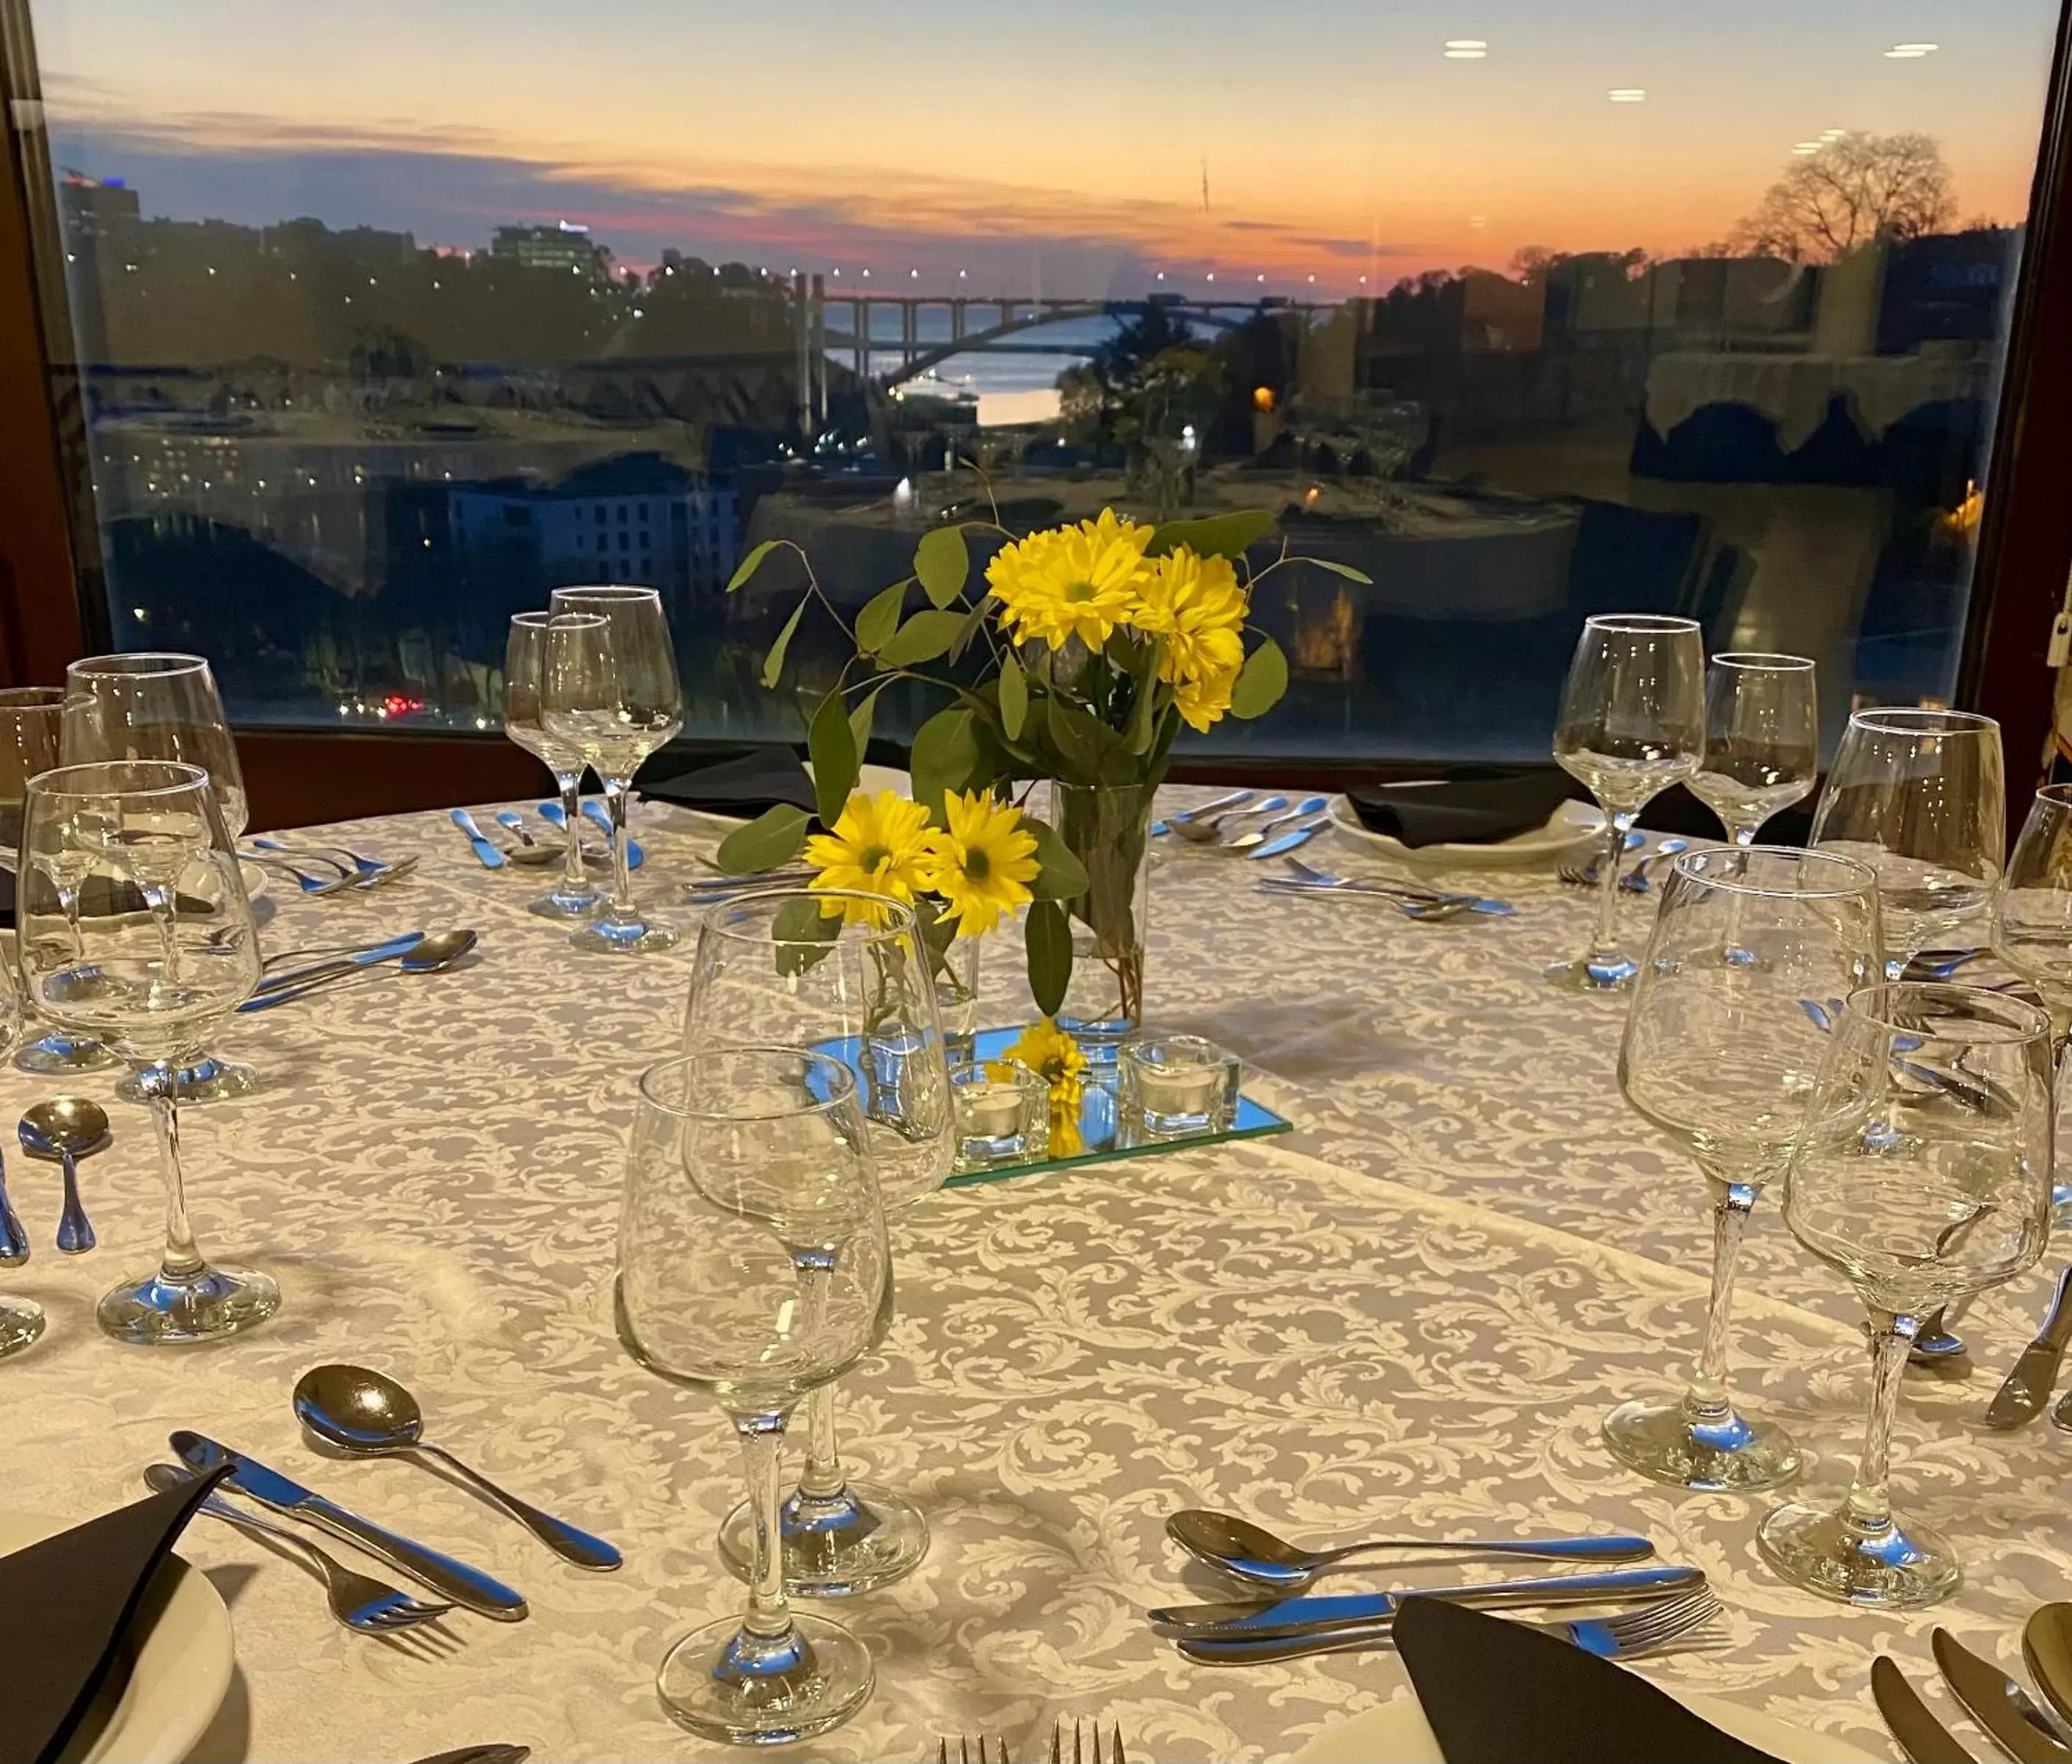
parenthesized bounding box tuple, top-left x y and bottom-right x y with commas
(0, 788, 2060, 1763)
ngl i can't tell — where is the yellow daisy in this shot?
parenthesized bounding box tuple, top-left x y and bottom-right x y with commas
(1133, 545, 1247, 689)
(803, 790, 934, 920)
(1003, 1016, 1087, 1152)
(918, 789, 1040, 937)
(984, 508, 1154, 651)
(1173, 662, 1239, 733)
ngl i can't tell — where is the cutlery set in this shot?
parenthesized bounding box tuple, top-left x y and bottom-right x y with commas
(1875, 1608, 2072, 1763)
(244, 836, 417, 894)
(1258, 857, 1516, 919)
(1154, 791, 1334, 856)
(1556, 834, 1685, 895)
(236, 928, 480, 1011)
(451, 802, 644, 872)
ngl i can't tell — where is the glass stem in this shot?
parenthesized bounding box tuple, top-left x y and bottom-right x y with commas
(144, 1061, 204, 1283)
(556, 771, 588, 897)
(1842, 1311, 1921, 1537)
(1732, 824, 1760, 848)
(604, 777, 634, 915)
(797, 1383, 849, 1502)
(1589, 808, 1634, 959)
(57, 882, 85, 962)
(139, 882, 182, 987)
(734, 1412, 797, 1642)
(1685, 1172, 1758, 1421)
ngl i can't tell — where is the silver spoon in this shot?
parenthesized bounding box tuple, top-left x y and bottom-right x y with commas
(18, 1096, 109, 1255)
(1166, 1509, 1654, 1592)
(238, 929, 479, 1012)
(491, 811, 565, 866)
(1225, 797, 1330, 852)
(1171, 796, 1289, 845)
(293, 1363, 622, 1570)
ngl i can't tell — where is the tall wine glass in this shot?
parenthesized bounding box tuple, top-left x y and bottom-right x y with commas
(62, 652, 255, 1102)
(617, 1049, 890, 1744)
(542, 587, 684, 954)
(1994, 783, 2072, 1221)
(1760, 983, 2053, 1607)
(1691, 654, 1818, 846)
(684, 888, 952, 1595)
(503, 610, 607, 921)
(0, 687, 117, 1076)
(18, 761, 274, 1344)
(1810, 707, 2003, 976)
(1550, 614, 1705, 991)
(1608, 846, 1883, 1489)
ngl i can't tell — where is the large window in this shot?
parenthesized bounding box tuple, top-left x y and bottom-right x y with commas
(15, 0, 2071, 761)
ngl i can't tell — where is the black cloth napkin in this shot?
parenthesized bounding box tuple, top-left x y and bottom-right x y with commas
(1345, 766, 1578, 850)
(637, 746, 816, 819)
(0, 1463, 230, 1764)
(1394, 1598, 1782, 1764)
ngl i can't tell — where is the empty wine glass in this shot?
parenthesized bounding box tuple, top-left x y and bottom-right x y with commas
(1608, 846, 1883, 1490)
(617, 1049, 891, 1745)
(18, 761, 274, 1344)
(1994, 783, 2072, 1222)
(62, 652, 255, 1102)
(1691, 654, 1818, 846)
(1759, 982, 2053, 1607)
(684, 889, 952, 1596)
(1550, 614, 1706, 991)
(1810, 708, 2004, 975)
(542, 586, 684, 954)
(504, 610, 606, 921)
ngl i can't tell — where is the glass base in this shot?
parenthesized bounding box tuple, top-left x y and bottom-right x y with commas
(571, 910, 678, 955)
(14, 1032, 120, 1075)
(657, 1611, 874, 1746)
(1602, 1396, 1801, 1491)
(528, 883, 603, 921)
(98, 1262, 280, 1345)
(115, 1056, 257, 1107)
(0, 1298, 45, 1358)
(1756, 1499, 1961, 1608)
(718, 1480, 929, 1597)
(1546, 952, 1639, 992)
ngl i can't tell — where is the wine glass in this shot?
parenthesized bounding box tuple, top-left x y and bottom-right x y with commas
(1608, 846, 1883, 1490)
(18, 760, 275, 1344)
(1550, 614, 1705, 991)
(0, 687, 117, 1076)
(617, 1048, 890, 1745)
(1994, 783, 2072, 1221)
(542, 587, 684, 954)
(684, 888, 952, 1595)
(62, 652, 255, 1102)
(1809, 707, 2004, 975)
(503, 610, 607, 921)
(1759, 982, 2054, 1607)
(1691, 653, 1818, 846)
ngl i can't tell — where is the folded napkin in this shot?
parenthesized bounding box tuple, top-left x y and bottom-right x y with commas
(638, 746, 815, 819)
(0, 1464, 230, 1764)
(1345, 766, 1579, 850)
(1394, 1598, 1779, 1764)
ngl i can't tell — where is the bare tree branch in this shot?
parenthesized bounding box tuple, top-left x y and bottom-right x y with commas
(1729, 131, 1956, 263)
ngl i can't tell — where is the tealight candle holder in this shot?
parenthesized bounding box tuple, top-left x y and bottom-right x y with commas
(1119, 1035, 1240, 1137)
(949, 1058, 1051, 1167)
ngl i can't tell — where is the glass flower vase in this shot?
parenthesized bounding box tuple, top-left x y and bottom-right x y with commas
(1046, 781, 1152, 1054)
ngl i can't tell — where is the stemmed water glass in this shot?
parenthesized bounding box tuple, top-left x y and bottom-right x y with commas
(616, 1048, 891, 1745)
(1759, 982, 2054, 1606)
(1550, 614, 1705, 991)
(1810, 707, 2004, 975)
(684, 889, 953, 1595)
(1691, 654, 1818, 846)
(1608, 846, 1883, 1489)
(1994, 783, 2072, 1221)
(18, 760, 275, 1344)
(62, 651, 256, 1102)
(503, 610, 607, 921)
(541, 586, 684, 954)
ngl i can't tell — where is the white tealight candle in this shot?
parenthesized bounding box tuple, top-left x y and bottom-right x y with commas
(1135, 1063, 1220, 1116)
(960, 1080, 1026, 1139)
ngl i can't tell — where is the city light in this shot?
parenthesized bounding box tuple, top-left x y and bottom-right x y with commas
(1886, 41, 1939, 56)
(1608, 88, 1645, 102)
(1443, 38, 1487, 58)
(1793, 141, 1823, 154)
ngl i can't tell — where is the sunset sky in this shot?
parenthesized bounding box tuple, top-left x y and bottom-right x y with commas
(25, 0, 2063, 292)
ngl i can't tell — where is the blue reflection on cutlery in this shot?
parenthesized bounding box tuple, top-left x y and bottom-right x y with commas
(449, 810, 506, 870)
(580, 798, 644, 869)
(254, 932, 426, 996)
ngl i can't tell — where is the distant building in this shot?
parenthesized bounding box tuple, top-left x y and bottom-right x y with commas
(491, 222, 601, 279)
(58, 172, 139, 244)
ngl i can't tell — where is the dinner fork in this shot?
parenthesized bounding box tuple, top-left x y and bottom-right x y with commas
(1278, 858, 1515, 915)
(1053, 1718, 1128, 1763)
(241, 849, 364, 897)
(934, 1736, 1009, 1764)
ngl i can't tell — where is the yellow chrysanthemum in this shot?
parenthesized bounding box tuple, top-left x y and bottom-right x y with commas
(917, 789, 1040, 937)
(984, 508, 1154, 651)
(1133, 546, 1247, 689)
(1003, 1016, 1087, 1151)
(803, 790, 934, 921)
(1173, 663, 1240, 733)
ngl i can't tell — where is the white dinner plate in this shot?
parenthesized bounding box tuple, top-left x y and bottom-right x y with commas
(1292, 1687, 1881, 1764)
(1326, 794, 1606, 872)
(0, 1511, 235, 1764)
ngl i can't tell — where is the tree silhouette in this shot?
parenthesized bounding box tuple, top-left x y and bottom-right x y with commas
(1732, 131, 1956, 262)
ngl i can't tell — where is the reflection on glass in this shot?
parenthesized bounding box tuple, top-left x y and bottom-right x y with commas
(1692, 653, 1819, 846)
(503, 610, 607, 921)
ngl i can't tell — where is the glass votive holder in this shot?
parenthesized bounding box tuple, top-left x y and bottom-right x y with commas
(950, 1058, 1051, 1167)
(1119, 1035, 1240, 1138)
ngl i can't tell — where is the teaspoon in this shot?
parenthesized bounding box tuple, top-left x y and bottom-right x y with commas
(18, 1096, 109, 1255)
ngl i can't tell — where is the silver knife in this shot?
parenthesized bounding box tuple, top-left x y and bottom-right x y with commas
(579, 797, 644, 869)
(406, 1749, 531, 1764)
(169, 1430, 528, 1622)
(1933, 1629, 2072, 1764)
(1987, 1267, 2072, 1429)
(1876, 1655, 1983, 1764)
(449, 809, 507, 871)
(1247, 819, 1331, 860)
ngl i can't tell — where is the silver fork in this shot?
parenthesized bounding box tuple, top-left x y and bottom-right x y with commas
(934, 1737, 1009, 1764)
(1053, 1719, 1127, 1764)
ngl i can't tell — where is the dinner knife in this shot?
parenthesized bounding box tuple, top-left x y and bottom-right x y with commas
(1146, 1563, 1704, 1639)
(449, 808, 506, 870)
(169, 1430, 529, 1622)
(1874, 1656, 1980, 1764)
(579, 797, 645, 869)
(1246, 820, 1331, 860)
(1932, 1629, 2072, 1764)
(1986, 1267, 2072, 1430)
(405, 1749, 531, 1764)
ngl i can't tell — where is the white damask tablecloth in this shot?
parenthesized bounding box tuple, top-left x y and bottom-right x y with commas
(0, 788, 2066, 1763)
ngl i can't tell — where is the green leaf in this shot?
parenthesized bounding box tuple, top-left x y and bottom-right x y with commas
(847, 684, 883, 755)
(998, 651, 1028, 742)
(948, 594, 995, 662)
(915, 524, 970, 609)
(1229, 634, 1289, 720)
(876, 609, 967, 667)
(909, 706, 978, 819)
(1022, 816, 1089, 901)
(726, 538, 782, 593)
(807, 688, 858, 828)
(1025, 900, 1073, 1018)
(1146, 508, 1277, 562)
(772, 893, 841, 978)
(760, 597, 808, 689)
(1302, 556, 1374, 585)
(1044, 696, 1108, 781)
(854, 580, 909, 655)
(714, 802, 812, 874)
